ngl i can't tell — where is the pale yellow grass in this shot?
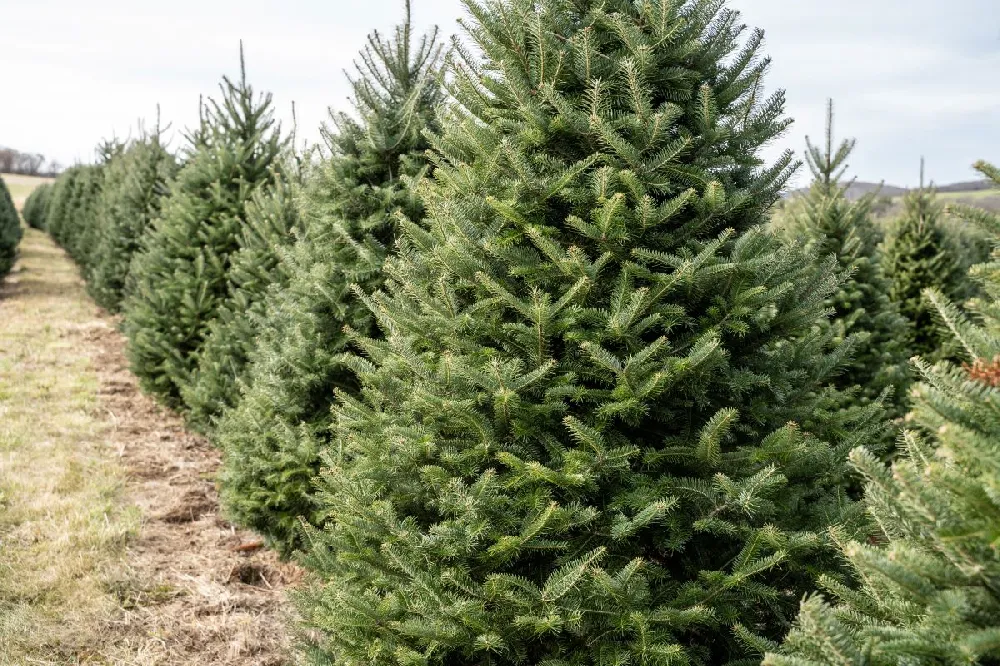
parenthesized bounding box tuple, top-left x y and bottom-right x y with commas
(0, 228, 296, 665)
(1, 173, 54, 210)
(0, 228, 139, 664)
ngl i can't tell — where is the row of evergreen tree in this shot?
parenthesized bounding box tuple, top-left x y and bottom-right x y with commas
(0, 175, 22, 278)
(20, 0, 1000, 663)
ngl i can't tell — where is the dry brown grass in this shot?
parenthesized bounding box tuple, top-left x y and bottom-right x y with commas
(0, 229, 297, 665)
(0, 229, 137, 663)
(0, 173, 54, 210)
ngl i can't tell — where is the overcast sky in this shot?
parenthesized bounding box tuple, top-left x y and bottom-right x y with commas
(1, 0, 997, 188)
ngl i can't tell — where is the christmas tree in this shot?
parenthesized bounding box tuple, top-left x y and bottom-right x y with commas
(22, 182, 53, 230)
(62, 165, 97, 261)
(294, 2, 885, 664)
(778, 101, 909, 417)
(767, 160, 1000, 666)
(123, 47, 285, 408)
(0, 175, 21, 277)
(70, 141, 124, 273)
(883, 159, 963, 363)
(42, 167, 77, 235)
(89, 120, 178, 313)
(73, 164, 107, 269)
(182, 165, 306, 430)
(45, 165, 87, 248)
(218, 2, 444, 552)
(46, 142, 123, 270)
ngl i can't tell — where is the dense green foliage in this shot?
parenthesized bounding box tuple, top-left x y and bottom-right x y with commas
(123, 52, 285, 409)
(292, 2, 885, 664)
(22, 182, 52, 230)
(883, 163, 964, 363)
(183, 167, 305, 430)
(44, 166, 85, 244)
(26, 1, 997, 662)
(778, 102, 909, 417)
(767, 161, 1000, 666)
(88, 128, 178, 312)
(47, 143, 124, 273)
(217, 7, 444, 552)
(0, 175, 22, 277)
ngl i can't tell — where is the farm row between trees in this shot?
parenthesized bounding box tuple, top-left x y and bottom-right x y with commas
(9, 0, 1000, 663)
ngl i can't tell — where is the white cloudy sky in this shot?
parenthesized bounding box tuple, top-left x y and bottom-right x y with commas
(1, 0, 997, 187)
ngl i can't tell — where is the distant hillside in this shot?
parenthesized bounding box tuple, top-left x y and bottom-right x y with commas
(936, 179, 994, 193)
(790, 179, 995, 202)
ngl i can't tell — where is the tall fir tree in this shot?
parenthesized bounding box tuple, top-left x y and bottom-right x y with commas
(123, 47, 285, 408)
(73, 164, 107, 268)
(89, 119, 178, 313)
(22, 182, 53, 230)
(778, 101, 909, 418)
(767, 161, 1000, 666)
(47, 142, 122, 270)
(60, 166, 91, 257)
(71, 141, 124, 273)
(44, 165, 85, 245)
(182, 164, 306, 430)
(883, 160, 963, 363)
(0, 175, 21, 277)
(293, 2, 885, 664)
(218, 3, 444, 552)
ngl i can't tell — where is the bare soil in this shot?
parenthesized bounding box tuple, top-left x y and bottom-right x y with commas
(85, 317, 301, 665)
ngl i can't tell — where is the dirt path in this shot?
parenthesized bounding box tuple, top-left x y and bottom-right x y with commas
(0, 228, 297, 665)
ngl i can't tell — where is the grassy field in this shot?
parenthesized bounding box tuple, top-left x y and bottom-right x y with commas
(0, 228, 295, 664)
(935, 188, 1000, 204)
(1, 173, 54, 210)
(0, 228, 139, 663)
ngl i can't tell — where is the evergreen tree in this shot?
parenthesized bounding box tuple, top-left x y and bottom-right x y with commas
(183, 165, 306, 430)
(46, 142, 123, 269)
(22, 182, 53, 230)
(75, 165, 107, 268)
(294, 2, 885, 664)
(883, 160, 963, 363)
(44, 166, 84, 241)
(123, 48, 285, 408)
(766, 161, 1000, 666)
(89, 121, 178, 313)
(71, 142, 124, 273)
(218, 3, 444, 552)
(778, 101, 909, 417)
(0, 175, 21, 277)
(51, 161, 105, 267)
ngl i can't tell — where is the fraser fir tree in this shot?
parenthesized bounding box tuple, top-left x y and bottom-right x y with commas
(72, 164, 107, 268)
(883, 160, 963, 362)
(294, 2, 885, 664)
(0, 175, 20, 277)
(44, 165, 84, 242)
(89, 122, 177, 312)
(70, 142, 124, 273)
(183, 166, 306, 430)
(48, 142, 122, 270)
(218, 3, 444, 552)
(123, 48, 285, 408)
(22, 182, 53, 230)
(779, 101, 909, 417)
(767, 161, 1000, 666)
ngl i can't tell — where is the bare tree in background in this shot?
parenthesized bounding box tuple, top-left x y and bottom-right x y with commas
(0, 148, 15, 173)
(0, 146, 59, 176)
